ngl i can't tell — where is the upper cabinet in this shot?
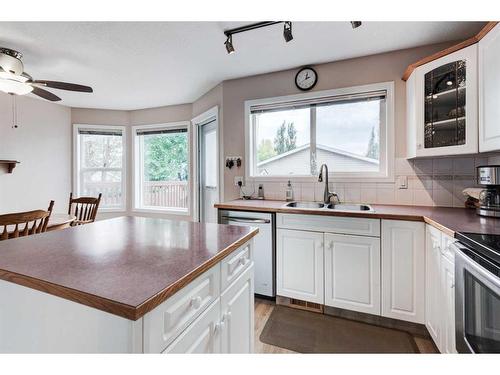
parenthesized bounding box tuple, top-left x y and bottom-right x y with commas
(407, 45, 478, 158)
(479, 23, 500, 152)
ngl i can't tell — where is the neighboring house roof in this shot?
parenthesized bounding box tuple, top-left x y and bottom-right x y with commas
(257, 143, 379, 167)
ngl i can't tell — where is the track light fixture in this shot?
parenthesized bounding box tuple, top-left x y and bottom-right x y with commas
(224, 34, 235, 54)
(283, 21, 293, 42)
(351, 21, 362, 29)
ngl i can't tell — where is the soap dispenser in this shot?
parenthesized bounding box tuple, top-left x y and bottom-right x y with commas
(285, 180, 294, 201)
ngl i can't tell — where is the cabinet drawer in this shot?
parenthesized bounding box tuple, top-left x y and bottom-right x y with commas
(143, 264, 221, 353)
(441, 233, 456, 262)
(276, 213, 380, 237)
(221, 243, 252, 292)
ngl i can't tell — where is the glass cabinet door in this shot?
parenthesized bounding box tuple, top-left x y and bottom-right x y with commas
(424, 60, 466, 149)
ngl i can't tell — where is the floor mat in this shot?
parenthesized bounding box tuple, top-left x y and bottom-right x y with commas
(259, 305, 420, 353)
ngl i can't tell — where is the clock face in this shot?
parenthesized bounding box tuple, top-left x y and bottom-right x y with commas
(295, 67, 317, 91)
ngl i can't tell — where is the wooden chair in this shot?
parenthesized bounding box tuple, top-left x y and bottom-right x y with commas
(68, 193, 102, 226)
(0, 201, 55, 241)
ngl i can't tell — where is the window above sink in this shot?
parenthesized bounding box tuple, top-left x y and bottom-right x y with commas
(245, 82, 395, 183)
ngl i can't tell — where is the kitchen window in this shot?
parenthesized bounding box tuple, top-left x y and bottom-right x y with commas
(246, 82, 394, 181)
(73, 124, 126, 211)
(133, 122, 190, 214)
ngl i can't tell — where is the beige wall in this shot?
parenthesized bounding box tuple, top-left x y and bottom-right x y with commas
(0, 94, 71, 214)
(130, 103, 192, 125)
(221, 42, 454, 200)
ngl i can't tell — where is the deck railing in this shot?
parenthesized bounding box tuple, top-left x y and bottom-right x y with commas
(84, 181, 188, 209)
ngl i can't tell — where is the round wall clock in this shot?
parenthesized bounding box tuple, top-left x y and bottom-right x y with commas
(295, 67, 318, 91)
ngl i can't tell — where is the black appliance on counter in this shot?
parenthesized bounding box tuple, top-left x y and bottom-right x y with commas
(454, 232, 500, 353)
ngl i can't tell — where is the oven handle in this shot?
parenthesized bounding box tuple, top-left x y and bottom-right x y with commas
(221, 216, 271, 224)
(454, 246, 500, 292)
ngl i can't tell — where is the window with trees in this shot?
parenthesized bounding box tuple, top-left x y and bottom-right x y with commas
(247, 83, 393, 180)
(133, 123, 189, 213)
(74, 125, 126, 210)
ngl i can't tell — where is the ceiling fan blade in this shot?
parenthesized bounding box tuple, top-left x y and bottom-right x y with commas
(32, 80, 93, 93)
(31, 87, 61, 102)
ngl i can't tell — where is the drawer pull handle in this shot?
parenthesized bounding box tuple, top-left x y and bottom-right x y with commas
(191, 296, 202, 310)
(239, 257, 248, 266)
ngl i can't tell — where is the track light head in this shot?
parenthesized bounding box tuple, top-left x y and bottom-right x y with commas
(283, 21, 293, 43)
(350, 21, 362, 29)
(224, 34, 235, 54)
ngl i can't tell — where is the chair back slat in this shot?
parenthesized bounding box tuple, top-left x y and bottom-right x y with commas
(0, 201, 54, 241)
(68, 193, 102, 226)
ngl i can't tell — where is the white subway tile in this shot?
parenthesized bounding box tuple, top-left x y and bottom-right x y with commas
(360, 188, 377, 204)
(413, 159, 433, 175)
(433, 158, 453, 175)
(413, 189, 434, 206)
(395, 189, 413, 205)
(432, 189, 453, 207)
(376, 187, 395, 205)
(453, 157, 475, 174)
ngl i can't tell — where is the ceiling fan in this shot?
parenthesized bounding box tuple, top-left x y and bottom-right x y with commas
(0, 47, 93, 102)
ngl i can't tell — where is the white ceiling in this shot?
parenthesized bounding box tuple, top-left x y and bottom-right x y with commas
(0, 21, 486, 110)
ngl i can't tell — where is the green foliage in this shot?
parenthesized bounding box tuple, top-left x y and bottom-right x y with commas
(365, 126, 379, 159)
(257, 139, 276, 162)
(273, 121, 297, 155)
(144, 134, 188, 181)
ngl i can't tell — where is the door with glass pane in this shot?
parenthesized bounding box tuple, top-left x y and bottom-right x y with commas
(199, 120, 218, 223)
(415, 44, 478, 157)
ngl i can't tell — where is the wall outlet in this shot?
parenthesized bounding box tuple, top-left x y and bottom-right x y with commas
(397, 175, 408, 189)
(234, 176, 244, 186)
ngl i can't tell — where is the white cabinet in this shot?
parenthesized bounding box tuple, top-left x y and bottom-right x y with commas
(407, 44, 478, 157)
(479, 23, 500, 152)
(381, 220, 425, 323)
(440, 253, 457, 353)
(425, 225, 443, 345)
(163, 299, 221, 353)
(220, 265, 254, 353)
(324, 233, 381, 315)
(276, 228, 324, 304)
(425, 224, 457, 353)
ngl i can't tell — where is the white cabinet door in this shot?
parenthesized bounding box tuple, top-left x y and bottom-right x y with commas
(425, 225, 442, 349)
(220, 264, 254, 353)
(479, 23, 500, 152)
(163, 299, 221, 354)
(412, 44, 478, 157)
(324, 233, 381, 315)
(277, 229, 324, 304)
(440, 253, 457, 353)
(381, 220, 425, 324)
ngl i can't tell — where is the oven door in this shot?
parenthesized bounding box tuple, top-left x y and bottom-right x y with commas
(455, 247, 500, 353)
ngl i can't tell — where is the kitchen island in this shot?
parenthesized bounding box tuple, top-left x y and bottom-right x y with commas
(0, 216, 258, 353)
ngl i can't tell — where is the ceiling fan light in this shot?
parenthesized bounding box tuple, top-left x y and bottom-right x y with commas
(0, 79, 33, 95)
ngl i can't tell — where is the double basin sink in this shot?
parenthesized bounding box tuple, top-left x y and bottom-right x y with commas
(284, 201, 373, 212)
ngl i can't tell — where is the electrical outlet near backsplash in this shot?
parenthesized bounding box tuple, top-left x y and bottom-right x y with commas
(245, 154, 500, 207)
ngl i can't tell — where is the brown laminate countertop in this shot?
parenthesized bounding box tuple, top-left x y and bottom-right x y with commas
(0, 216, 258, 321)
(215, 199, 500, 237)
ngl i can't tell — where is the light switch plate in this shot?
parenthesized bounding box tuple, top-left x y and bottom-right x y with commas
(397, 175, 408, 189)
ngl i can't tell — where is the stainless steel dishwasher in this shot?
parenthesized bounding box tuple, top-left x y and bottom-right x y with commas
(219, 209, 275, 298)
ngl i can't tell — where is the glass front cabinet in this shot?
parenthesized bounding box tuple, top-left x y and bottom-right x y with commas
(407, 44, 478, 158)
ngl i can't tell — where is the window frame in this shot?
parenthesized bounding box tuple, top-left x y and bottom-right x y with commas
(245, 82, 395, 182)
(132, 121, 191, 215)
(73, 124, 127, 213)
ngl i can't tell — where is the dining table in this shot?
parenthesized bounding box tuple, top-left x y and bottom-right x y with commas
(46, 213, 76, 231)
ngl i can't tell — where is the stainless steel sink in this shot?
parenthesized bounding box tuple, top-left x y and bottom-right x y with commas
(284, 202, 327, 209)
(326, 204, 373, 211)
(284, 201, 373, 212)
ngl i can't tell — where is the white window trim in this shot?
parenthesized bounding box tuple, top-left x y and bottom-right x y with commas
(244, 82, 395, 183)
(73, 124, 127, 213)
(131, 121, 191, 215)
(191, 106, 222, 222)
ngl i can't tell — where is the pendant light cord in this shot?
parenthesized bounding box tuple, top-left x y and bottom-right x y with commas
(11, 95, 17, 128)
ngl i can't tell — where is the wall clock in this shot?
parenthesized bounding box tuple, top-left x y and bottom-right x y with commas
(295, 67, 318, 91)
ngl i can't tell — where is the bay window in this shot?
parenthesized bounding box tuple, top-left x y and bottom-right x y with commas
(133, 123, 190, 213)
(73, 125, 126, 210)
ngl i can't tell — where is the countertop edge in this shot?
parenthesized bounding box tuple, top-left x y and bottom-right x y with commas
(215, 202, 456, 237)
(0, 228, 259, 321)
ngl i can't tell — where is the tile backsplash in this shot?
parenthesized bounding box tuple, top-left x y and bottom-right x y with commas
(246, 154, 499, 207)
